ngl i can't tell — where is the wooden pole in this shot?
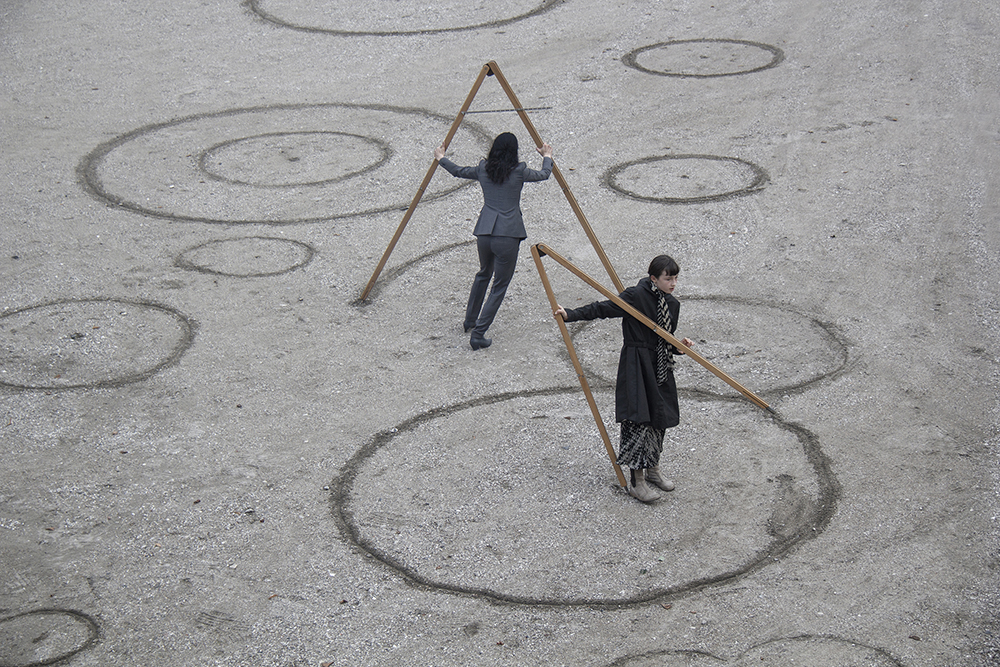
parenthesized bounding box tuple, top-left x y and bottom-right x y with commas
(360, 61, 625, 301)
(487, 61, 624, 292)
(535, 243, 774, 414)
(531, 245, 628, 487)
(360, 64, 493, 301)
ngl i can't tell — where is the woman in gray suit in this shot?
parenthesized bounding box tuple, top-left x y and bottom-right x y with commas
(435, 132, 554, 350)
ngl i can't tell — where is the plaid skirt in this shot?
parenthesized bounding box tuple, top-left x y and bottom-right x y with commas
(617, 420, 665, 470)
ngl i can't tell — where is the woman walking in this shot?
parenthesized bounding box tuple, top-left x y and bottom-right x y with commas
(435, 132, 553, 350)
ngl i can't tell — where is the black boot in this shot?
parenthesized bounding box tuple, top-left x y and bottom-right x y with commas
(470, 334, 492, 350)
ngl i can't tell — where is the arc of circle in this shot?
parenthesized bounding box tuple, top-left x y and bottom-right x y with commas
(622, 38, 785, 78)
(686, 295, 852, 396)
(248, 0, 564, 36)
(0, 608, 100, 667)
(198, 131, 392, 188)
(0, 298, 196, 391)
(330, 386, 840, 608)
(745, 635, 908, 667)
(605, 635, 906, 667)
(174, 237, 316, 278)
(603, 154, 769, 204)
(567, 295, 851, 399)
(77, 102, 492, 226)
(350, 239, 475, 305)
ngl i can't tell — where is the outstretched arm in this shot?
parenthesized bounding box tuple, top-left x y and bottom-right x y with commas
(434, 146, 478, 179)
(555, 297, 627, 323)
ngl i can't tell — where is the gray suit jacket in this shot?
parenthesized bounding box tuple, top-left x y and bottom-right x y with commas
(438, 156, 553, 239)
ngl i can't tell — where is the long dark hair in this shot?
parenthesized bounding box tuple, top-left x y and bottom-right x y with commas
(484, 132, 518, 184)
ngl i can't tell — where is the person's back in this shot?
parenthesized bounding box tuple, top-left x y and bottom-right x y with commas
(434, 133, 553, 349)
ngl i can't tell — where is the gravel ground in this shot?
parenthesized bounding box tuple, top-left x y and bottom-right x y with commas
(1, 0, 998, 666)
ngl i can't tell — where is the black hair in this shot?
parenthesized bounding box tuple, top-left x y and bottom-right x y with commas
(484, 132, 518, 184)
(648, 254, 680, 278)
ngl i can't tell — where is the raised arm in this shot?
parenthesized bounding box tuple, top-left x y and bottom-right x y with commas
(524, 143, 554, 182)
(434, 145, 479, 179)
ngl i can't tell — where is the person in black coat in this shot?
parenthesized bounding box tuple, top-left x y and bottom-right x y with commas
(555, 255, 695, 503)
(435, 132, 553, 350)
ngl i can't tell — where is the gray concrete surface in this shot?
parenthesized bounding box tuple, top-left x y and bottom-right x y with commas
(1, 0, 998, 665)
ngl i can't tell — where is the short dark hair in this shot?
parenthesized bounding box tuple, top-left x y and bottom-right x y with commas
(648, 254, 680, 278)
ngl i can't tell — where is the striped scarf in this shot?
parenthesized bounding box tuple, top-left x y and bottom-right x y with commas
(650, 280, 674, 384)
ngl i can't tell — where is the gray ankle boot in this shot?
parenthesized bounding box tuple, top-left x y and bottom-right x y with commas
(629, 469, 661, 503)
(646, 466, 675, 492)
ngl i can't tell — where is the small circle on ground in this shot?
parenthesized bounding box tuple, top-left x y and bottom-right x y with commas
(0, 609, 99, 667)
(604, 154, 769, 204)
(175, 237, 314, 277)
(79, 103, 491, 225)
(0, 299, 194, 390)
(249, 0, 562, 35)
(199, 131, 390, 187)
(334, 389, 836, 606)
(622, 39, 784, 78)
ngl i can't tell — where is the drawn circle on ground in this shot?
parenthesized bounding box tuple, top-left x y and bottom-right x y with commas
(175, 237, 315, 277)
(604, 154, 769, 204)
(0, 609, 99, 667)
(0, 299, 194, 390)
(622, 39, 784, 78)
(199, 131, 391, 187)
(606, 635, 905, 667)
(333, 388, 838, 607)
(79, 103, 492, 225)
(249, 0, 562, 36)
(351, 239, 476, 304)
(570, 296, 849, 398)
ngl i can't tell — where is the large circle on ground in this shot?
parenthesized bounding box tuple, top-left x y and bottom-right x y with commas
(175, 237, 314, 277)
(333, 389, 837, 606)
(605, 154, 768, 204)
(200, 131, 390, 187)
(607, 636, 904, 667)
(569, 296, 849, 398)
(622, 39, 784, 78)
(79, 103, 492, 225)
(249, 0, 562, 35)
(0, 609, 99, 667)
(0, 299, 194, 390)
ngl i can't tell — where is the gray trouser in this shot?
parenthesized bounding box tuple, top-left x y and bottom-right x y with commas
(465, 235, 521, 336)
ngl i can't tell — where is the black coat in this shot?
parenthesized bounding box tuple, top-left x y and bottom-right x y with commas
(563, 278, 681, 429)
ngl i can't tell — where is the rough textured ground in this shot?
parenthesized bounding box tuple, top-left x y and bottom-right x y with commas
(1, 1, 998, 666)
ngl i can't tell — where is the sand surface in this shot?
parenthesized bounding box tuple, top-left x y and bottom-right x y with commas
(1, 1, 998, 665)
